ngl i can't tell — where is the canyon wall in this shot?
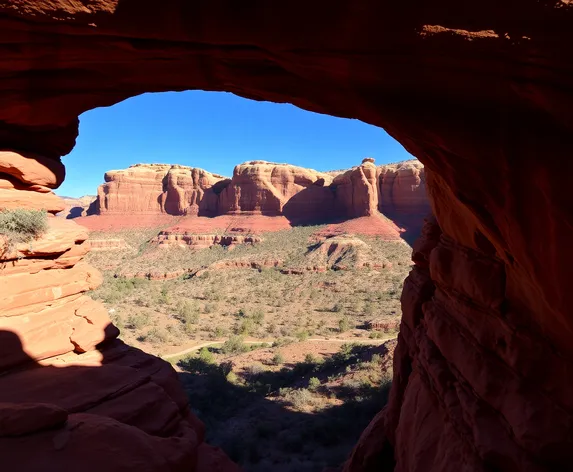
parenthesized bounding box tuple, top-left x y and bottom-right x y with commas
(0, 152, 238, 471)
(97, 164, 227, 216)
(95, 158, 429, 231)
(1, 2, 572, 472)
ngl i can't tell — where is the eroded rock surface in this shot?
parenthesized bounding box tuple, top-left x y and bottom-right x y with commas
(97, 164, 227, 216)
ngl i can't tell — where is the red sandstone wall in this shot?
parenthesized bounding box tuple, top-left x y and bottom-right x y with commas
(97, 164, 226, 216)
(94, 159, 429, 229)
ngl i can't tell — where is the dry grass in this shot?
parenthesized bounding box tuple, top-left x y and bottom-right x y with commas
(0, 209, 48, 252)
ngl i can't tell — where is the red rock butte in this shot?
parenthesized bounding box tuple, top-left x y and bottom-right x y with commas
(0, 2, 572, 471)
(84, 158, 428, 241)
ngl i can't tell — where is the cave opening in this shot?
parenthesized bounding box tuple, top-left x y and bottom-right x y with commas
(1, 2, 572, 471)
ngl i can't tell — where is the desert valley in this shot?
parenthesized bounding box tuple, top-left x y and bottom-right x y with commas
(46, 157, 427, 470)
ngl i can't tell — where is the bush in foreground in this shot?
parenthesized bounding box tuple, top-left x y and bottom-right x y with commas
(0, 209, 48, 248)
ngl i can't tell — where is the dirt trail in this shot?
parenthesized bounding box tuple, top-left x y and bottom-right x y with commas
(161, 336, 395, 361)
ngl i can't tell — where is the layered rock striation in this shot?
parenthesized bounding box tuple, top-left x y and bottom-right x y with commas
(97, 164, 227, 216)
(153, 232, 262, 249)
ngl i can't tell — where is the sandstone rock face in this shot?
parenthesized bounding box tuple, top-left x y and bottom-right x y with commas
(97, 164, 227, 216)
(378, 160, 430, 242)
(217, 160, 333, 215)
(94, 159, 429, 234)
(0, 152, 117, 369)
(1, 3, 573, 472)
(331, 159, 381, 218)
(300, 235, 392, 272)
(0, 151, 238, 472)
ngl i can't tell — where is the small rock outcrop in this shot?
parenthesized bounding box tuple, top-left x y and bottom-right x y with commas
(88, 238, 129, 251)
(301, 235, 393, 272)
(153, 232, 262, 249)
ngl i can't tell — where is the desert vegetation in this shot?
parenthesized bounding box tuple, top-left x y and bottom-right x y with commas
(0, 208, 48, 242)
(0, 208, 48, 253)
(175, 340, 395, 471)
(87, 225, 411, 356)
(85, 224, 411, 470)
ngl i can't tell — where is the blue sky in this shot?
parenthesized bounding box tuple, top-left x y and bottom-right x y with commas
(58, 91, 413, 197)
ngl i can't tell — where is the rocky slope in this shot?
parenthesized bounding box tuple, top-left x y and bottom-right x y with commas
(0, 151, 238, 471)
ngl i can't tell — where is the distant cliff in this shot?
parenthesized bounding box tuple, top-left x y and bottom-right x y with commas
(92, 158, 430, 239)
(57, 195, 97, 219)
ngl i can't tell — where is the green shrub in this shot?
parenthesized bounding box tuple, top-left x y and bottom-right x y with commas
(138, 327, 170, 344)
(221, 335, 249, 355)
(127, 313, 151, 330)
(226, 371, 239, 384)
(0, 209, 48, 248)
(197, 347, 215, 364)
(333, 343, 359, 363)
(252, 309, 265, 324)
(331, 303, 342, 313)
(282, 388, 317, 410)
(370, 353, 382, 364)
(295, 329, 309, 342)
(158, 285, 171, 305)
(304, 353, 318, 365)
(272, 352, 285, 365)
(308, 377, 321, 392)
(338, 316, 351, 333)
(211, 326, 227, 338)
(272, 337, 294, 348)
(204, 303, 216, 314)
(235, 318, 254, 336)
(177, 300, 199, 325)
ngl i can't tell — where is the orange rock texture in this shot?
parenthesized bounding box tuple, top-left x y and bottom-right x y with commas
(97, 164, 227, 216)
(1, 2, 572, 471)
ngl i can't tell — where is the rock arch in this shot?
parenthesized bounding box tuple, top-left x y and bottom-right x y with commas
(1, 1, 573, 471)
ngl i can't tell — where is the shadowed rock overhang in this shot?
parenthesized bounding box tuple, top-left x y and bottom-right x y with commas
(1, 1, 573, 471)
